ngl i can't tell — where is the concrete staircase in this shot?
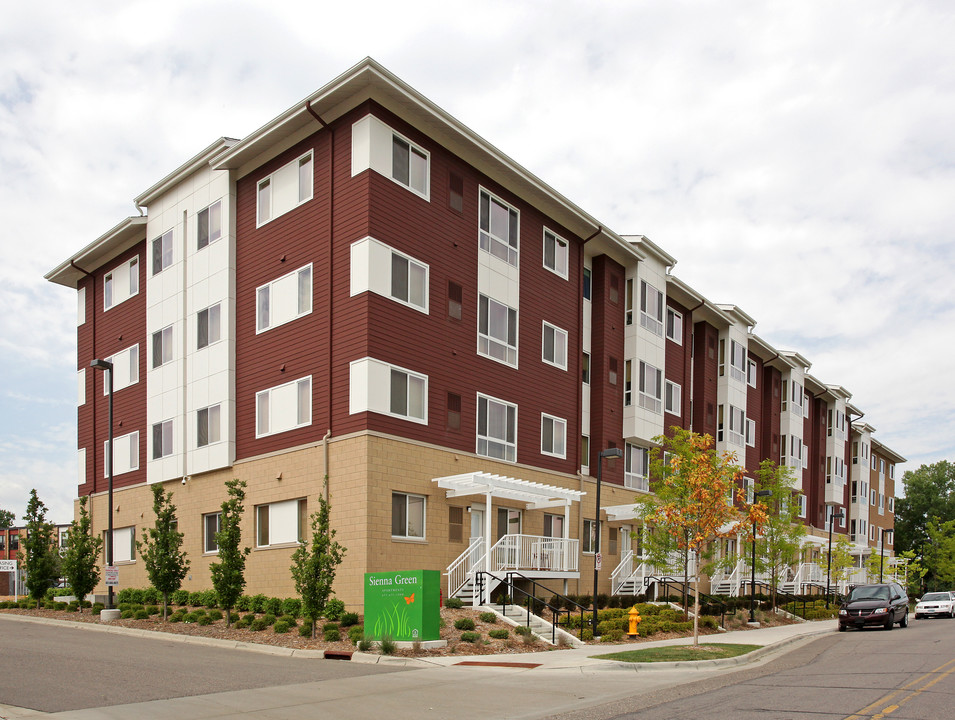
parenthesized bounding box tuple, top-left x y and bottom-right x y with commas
(485, 603, 584, 647)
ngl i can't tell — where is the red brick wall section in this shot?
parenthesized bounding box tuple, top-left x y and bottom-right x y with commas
(691, 321, 719, 438)
(663, 297, 692, 436)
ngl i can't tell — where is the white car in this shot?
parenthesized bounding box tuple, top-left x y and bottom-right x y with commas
(914, 591, 955, 619)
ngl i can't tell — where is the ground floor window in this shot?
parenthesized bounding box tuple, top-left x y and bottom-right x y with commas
(392, 492, 426, 539)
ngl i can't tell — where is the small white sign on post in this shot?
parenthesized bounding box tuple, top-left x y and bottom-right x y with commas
(105, 565, 119, 587)
(0, 559, 17, 572)
(595, 552, 602, 571)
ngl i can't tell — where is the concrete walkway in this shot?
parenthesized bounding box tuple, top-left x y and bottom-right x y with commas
(0, 615, 837, 719)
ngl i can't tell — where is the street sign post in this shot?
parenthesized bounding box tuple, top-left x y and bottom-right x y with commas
(595, 552, 602, 571)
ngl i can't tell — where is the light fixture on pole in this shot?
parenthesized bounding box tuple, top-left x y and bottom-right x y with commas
(592, 446, 623, 638)
(749, 489, 772, 624)
(825, 508, 845, 609)
(90, 358, 115, 611)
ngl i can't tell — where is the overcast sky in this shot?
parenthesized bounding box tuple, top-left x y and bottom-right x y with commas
(1, 0, 952, 523)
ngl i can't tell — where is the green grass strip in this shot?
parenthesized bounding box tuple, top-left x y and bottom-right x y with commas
(592, 643, 762, 663)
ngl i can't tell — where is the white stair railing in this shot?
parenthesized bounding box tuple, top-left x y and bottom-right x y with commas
(611, 549, 635, 594)
(445, 536, 484, 598)
(489, 534, 579, 573)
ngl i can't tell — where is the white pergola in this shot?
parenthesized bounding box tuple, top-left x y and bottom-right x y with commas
(433, 472, 585, 566)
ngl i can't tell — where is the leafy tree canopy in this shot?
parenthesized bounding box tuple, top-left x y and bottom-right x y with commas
(19, 489, 59, 607)
(291, 490, 346, 638)
(137, 484, 190, 620)
(894, 461, 955, 554)
(61, 496, 103, 612)
(0, 507, 14, 529)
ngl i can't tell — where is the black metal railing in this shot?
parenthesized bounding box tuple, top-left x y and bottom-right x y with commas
(750, 580, 810, 619)
(474, 570, 589, 642)
(651, 577, 729, 627)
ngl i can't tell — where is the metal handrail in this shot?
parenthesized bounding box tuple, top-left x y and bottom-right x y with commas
(445, 536, 485, 598)
(505, 571, 590, 641)
(474, 570, 589, 642)
(653, 577, 729, 627)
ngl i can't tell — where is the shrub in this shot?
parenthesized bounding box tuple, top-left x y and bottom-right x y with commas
(700, 615, 719, 629)
(513, 625, 533, 636)
(262, 613, 277, 627)
(479, 611, 497, 623)
(460, 631, 480, 643)
(229, 612, 240, 623)
(54, 602, 68, 611)
(92, 603, 104, 615)
(325, 598, 345, 621)
(580, 628, 593, 642)
(235, 595, 253, 612)
(250, 618, 268, 631)
(168, 613, 182, 623)
(193, 608, 208, 618)
(197, 615, 212, 626)
(266, 597, 283, 616)
(454, 618, 475, 631)
(183, 612, 199, 623)
(142, 587, 160, 605)
(488, 628, 509, 639)
(188, 591, 204, 607)
(235, 617, 252, 629)
(121, 610, 135, 619)
(379, 635, 396, 654)
(324, 626, 341, 642)
(251, 594, 268, 613)
(117, 588, 135, 604)
(444, 597, 463, 609)
(279, 614, 298, 627)
(348, 625, 364, 643)
(67, 602, 80, 613)
(273, 620, 290, 634)
(203, 590, 219, 608)
(357, 636, 373, 652)
(596, 593, 610, 609)
(299, 620, 313, 637)
(207, 609, 223, 621)
(281, 598, 302, 617)
(171, 589, 189, 606)
(146, 605, 160, 616)
(340, 612, 359, 627)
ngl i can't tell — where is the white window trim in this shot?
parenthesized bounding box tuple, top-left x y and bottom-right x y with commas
(203, 512, 221, 554)
(583, 519, 598, 554)
(625, 443, 649, 492)
(256, 263, 313, 334)
(388, 246, 429, 313)
(664, 379, 681, 415)
(387, 364, 429, 425)
(256, 151, 314, 227)
(152, 419, 174, 460)
(392, 492, 427, 540)
(477, 293, 518, 367)
(197, 404, 222, 448)
(540, 413, 567, 459)
(639, 281, 664, 337)
(103, 344, 140, 394)
(256, 498, 306, 548)
(638, 360, 663, 414)
(666, 307, 683, 344)
(476, 392, 518, 463)
(478, 186, 519, 267)
(104, 431, 139, 477)
(197, 200, 222, 250)
(541, 321, 568, 370)
(747, 359, 758, 388)
(745, 418, 756, 447)
(255, 375, 313, 438)
(542, 228, 569, 279)
(103, 256, 139, 311)
(389, 129, 431, 200)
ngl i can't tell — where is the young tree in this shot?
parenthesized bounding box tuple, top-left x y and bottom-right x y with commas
(291, 490, 346, 638)
(60, 496, 103, 612)
(19, 489, 59, 608)
(0, 506, 14, 529)
(137, 484, 190, 620)
(821, 534, 854, 596)
(210, 478, 250, 627)
(751, 460, 806, 609)
(641, 429, 763, 644)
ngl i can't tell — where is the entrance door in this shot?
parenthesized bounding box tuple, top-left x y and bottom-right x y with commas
(470, 508, 485, 543)
(497, 508, 522, 568)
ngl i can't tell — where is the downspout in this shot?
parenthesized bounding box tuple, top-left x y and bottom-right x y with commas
(322, 429, 331, 504)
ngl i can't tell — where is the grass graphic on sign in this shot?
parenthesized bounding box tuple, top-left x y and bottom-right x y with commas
(374, 593, 413, 638)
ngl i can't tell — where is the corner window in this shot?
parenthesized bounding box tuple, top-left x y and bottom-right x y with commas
(583, 267, 592, 301)
(103, 256, 139, 310)
(257, 264, 312, 333)
(718, 404, 745, 446)
(151, 230, 173, 276)
(477, 393, 517, 462)
(746, 418, 756, 447)
(105, 431, 139, 477)
(580, 435, 590, 473)
(256, 498, 307, 547)
(392, 133, 429, 197)
(720, 340, 746, 383)
(197, 304, 221, 350)
(625, 444, 649, 491)
(478, 294, 518, 366)
(256, 376, 312, 437)
(390, 251, 428, 311)
(103, 344, 140, 394)
(389, 367, 427, 422)
(582, 352, 591, 384)
(479, 188, 519, 266)
(257, 151, 313, 226)
(152, 419, 174, 460)
(747, 359, 758, 388)
(640, 281, 664, 336)
(541, 413, 566, 458)
(666, 307, 683, 344)
(638, 361, 662, 413)
(543, 229, 568, 278)
(203, 512, 221, 553)
(197, 201, 222, 250)
(197, 405, 221, 447)
(392, 492, 426, 539)
(152, 326, 173, 368)
(542, 322, 568, 370)
(664, 380, 681, 414)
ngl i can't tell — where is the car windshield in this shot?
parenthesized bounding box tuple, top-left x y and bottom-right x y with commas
(848, 586, 890, 601)
(922, 593, 950, 602)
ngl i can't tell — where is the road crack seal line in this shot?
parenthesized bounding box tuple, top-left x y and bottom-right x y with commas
(843, 657, 955, 720)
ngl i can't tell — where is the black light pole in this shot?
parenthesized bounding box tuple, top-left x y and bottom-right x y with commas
(90, 358, 114, 610)
(749, 489, 772, 623)
(879, 528, 885, 583)
(592, 447, 623, 638)
(825, 509, 844, 609)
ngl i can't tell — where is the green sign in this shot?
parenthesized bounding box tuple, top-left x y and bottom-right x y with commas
(364, 570, 440, 642)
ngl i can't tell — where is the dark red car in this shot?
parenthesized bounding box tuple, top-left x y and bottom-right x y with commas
(838, 583, 909, 631)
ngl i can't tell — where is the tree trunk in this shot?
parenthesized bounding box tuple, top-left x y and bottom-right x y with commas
(162, 592, 169, 621)
(226, 605, 232, 628)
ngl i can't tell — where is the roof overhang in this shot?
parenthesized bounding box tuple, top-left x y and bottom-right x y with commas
(604, 504, 643, 522)
(433, 472, 584, 510)
(716, 303, 757, 329)
(45, 216, 148, 288)
(622, 234, 677, 269)
(872, 439, 907, 465)
(135, 137, 238, 208)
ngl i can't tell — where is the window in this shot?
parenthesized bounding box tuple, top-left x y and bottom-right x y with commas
(665, 380, 681, 414)
(392, 133, 429, 197)
(448, 281, 462, 320)
(103, 256, 139, 310)
(477, 394, 517, 462)
(203, 512, 221, 553)
(109, 527, 136, 563)
(390, 367, 427, 422)
(718, 404, 745, 446)
(826, 456, 846, 484)
(583, 519, 597, 554)
(720, 339, 746, 383)
(803, 393, 811, 419)
(479, 188, 519, 266)
(870, 488, 877, 506)
(583, 268, 592, 300)
(541, 414, 566, 458)
(580, 435, 590, 472)
(783, 380, 803, 416)
(870, 525, 876, 541)
(152, 419, 173, 460)
(0, 535, 4, 551)
(542, 322, 567, 369)
(256, 376, 312, 437)
(448, 506, 464, 542)
(391, 250, 428, 311)
(151, 230, 173, 276)
(478, 294, 518, 366)
(543, 513, 565, 539)
(257, 151, 313, 225)
(447, 393, 461, 431)
(543, 229, 568, 278)
(625, 444, 649, 491)
(152, 326, 173, 368)
(581, 352, 591, 384)
(197, 304, 221, 350)
(103, 344, 139, 394)
(8, 534, 17, 551)
(889, 497, 895, 513)
(890, 464, 895, 479)
(828, 409, 847, 440)
(625, 279, 634, 325)
(872, 454, 877, 470)
(256, 498, 307, 547)
(257, 264, 312, 333)
(747, 360, 758, 388)
(624, 360, 632, 406)
(392, 493, 425, 539)
(638, 361, 662, 413)
(197, 405, 221, 447)
(104, 431, 139, 476)
(746, 418, 756, 447)
(639, 281, 664, 336)
(197, 201, 222, 250)
(666, 307, 683, 344)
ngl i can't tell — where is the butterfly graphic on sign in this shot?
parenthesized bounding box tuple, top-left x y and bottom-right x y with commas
(404, 592, 415, 605)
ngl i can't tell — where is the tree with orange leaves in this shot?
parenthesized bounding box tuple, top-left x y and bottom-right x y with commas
(640, 429, 766, 644)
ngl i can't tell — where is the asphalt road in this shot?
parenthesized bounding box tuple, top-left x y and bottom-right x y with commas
(552, 618, 955, 720)
(0, 618, 406, 713)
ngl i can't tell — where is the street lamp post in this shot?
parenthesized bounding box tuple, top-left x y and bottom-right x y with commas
(749, 489, 772, 624)
(825, 508, 845, 609)
(879, 528, 885, 583)
(90, 358, 114, 610)
(592, 447, 623, 638)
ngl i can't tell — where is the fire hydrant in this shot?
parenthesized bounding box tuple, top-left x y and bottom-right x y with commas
(628, 606, 642, 638)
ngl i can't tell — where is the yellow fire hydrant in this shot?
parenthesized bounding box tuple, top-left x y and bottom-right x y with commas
(628, 606, 642, 638)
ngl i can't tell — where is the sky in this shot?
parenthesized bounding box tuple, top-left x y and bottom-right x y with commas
(1, 0, 953, 524)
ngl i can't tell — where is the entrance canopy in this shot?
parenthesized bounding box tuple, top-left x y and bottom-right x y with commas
(604, 503, 642, 522)
(433, 472, 584, 510)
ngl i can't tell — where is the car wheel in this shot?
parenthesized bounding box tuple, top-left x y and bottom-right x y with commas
(915, 614, 922, 620)
(838, 624, 847, 632)
(884, 616, 893, 630)
(900, 612, 908, 628)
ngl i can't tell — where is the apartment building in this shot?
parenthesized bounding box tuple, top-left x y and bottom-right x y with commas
(46, 58, 903, 608)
